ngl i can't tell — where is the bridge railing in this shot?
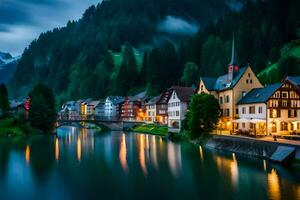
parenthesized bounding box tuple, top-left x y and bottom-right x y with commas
(57, 114, 120, 122)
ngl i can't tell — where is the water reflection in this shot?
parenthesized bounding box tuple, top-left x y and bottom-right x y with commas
(0, 127, 299, 200)
(167, 142, 182, 177)
(215, 153, 239, 189)
(268, 169, 281, 200)
(199, 146, 203, 161)
(138, 134, 148, 176)
(55, 138, 59, 161)
(119, 133, 129, 173)
(77, 136, 81, 162)
(25, 145, 30, 165)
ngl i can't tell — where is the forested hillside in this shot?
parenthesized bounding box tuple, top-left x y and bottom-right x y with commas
(9, 0, 230, 103)
(9, 0, 300, 105)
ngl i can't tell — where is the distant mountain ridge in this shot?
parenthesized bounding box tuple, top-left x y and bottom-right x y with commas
(0, 52, 20, 83)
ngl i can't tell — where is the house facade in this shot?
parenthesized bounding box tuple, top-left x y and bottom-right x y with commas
(197, 39, 263, 133)
(80, 100, 100, 117)
(146, 96, 160, 123)
(121, 91, 147, 121)
(104, 96, 124, 119)
(236, 77, 300, 136)
(168, 87, 195, 133)
(94, 101, 105, 117)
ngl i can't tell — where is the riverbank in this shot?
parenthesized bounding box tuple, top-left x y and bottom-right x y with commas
(0, 117, 38, 137)
(130, 124, 168, 136)
(204, 134, 300, 164)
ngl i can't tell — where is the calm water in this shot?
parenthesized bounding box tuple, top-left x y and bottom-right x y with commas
(0, 126, 300, 200)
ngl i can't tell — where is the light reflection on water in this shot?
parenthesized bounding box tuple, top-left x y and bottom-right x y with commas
(0, 126, 299, 200)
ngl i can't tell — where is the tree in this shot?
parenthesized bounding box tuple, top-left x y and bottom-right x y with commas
(0, 84, 10, 117)
(28, 84, 56, 132)
(278, 56, 300, 77)
(187, 93, 220, 139)
(180, 62, 200, 86)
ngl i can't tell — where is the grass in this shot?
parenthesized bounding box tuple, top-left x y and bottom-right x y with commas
(258, 39, 300, 77)
(0, 117, 36, 137)
(131, 124, 168, 136)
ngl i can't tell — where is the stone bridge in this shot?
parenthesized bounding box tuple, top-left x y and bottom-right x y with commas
(57, 116, 145, 131)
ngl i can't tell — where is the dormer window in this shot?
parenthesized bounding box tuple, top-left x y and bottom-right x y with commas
(248, 73, 251, 77)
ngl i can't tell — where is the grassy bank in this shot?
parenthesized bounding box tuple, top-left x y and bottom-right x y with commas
(131, 124, 168, 136)
(0, 117, 37, 137)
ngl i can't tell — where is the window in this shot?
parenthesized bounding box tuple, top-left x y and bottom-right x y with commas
(236, 109, 239, 115)
(250, 79, 253, 84)
(288, 110, 297, 118)
(248, 73, 251, 77)
(225, 95, 230, 103)
(224, 109, 230, 117)
(200, 85, 204, 92)
(249, 106, 255, 114)
(176, 111, 179, 116)
(219, 97, 223, 104)
(282, 100, 288, 107)
(282, 91, 288, 99)
(246, 79, 249, 84)
(258, 107, 263, 114)
(242, 107, 246, 114)
(280, 122, 288, 131)
(274, 92, 280, 98)
(242, 123, 245, 128)
(270, 109, 280, 118)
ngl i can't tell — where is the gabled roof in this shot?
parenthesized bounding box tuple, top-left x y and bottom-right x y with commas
(201, 67, 248, 91)
(107, 96, 125, 105)
(172, 86, 195, 102)
(286, 76, 300, 86)
(146, 95, 161, 105)
(129, 91, 148, 101)
(238, 83, 281, 105)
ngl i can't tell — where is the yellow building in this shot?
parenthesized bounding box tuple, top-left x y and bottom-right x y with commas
(197, 39, 263, 133)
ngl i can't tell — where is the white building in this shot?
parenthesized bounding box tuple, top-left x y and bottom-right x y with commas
(146, 96, 160, 123)
(104, 96, 124, 119)
(236, 81, 300, 136)
(167, 87, 194, 133)
(95, 101, 105, 117)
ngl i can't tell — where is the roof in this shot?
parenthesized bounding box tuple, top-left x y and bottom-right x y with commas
(172, 86, 195, 102)
(201, 67, 248, 91)
(129, 91, 148, 102)
(88, 101, 100, 107)
(286, 76, 300, 86)
(238, 84, 281, 105)
(107, 96, 124, 105)
(146, 95, 161, 105)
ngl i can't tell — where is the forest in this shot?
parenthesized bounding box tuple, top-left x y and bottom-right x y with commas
(9, 0, 300, 105)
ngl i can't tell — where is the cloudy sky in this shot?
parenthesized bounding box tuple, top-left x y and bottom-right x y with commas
(0, 0, 101, 56)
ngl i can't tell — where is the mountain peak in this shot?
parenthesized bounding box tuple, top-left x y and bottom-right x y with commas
(0, 52, 13, 60)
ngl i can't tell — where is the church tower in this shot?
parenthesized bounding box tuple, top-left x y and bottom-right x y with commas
(228, 36, 239, 83)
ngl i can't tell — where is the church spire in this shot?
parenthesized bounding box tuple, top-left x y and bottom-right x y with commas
(229, 34, 238, 66)
(228, 34, 239, 83)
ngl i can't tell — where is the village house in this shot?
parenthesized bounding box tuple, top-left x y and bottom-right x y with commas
(60, 101, 78, 119)
(104, 96, 124, 120)
(80, 100, 100, 117)
(168, 86, 195, 133)
(94, 101, 105, 117)
(236, 77, 300, 136)
(145, 96, 161, 123)
(197, 39, 263, 133)
(120, 91, 148, 121)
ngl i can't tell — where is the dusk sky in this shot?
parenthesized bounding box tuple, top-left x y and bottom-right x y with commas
(0, 0, 101, 56)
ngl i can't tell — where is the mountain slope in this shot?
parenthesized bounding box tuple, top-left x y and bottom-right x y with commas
(9, 0, 231, 99)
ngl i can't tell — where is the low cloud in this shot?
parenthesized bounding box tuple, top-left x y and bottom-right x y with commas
(0, 0, 101, 56)
(157, 16, 200, 36)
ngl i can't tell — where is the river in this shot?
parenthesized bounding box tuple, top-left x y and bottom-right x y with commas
(0, 126, 299, 200)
